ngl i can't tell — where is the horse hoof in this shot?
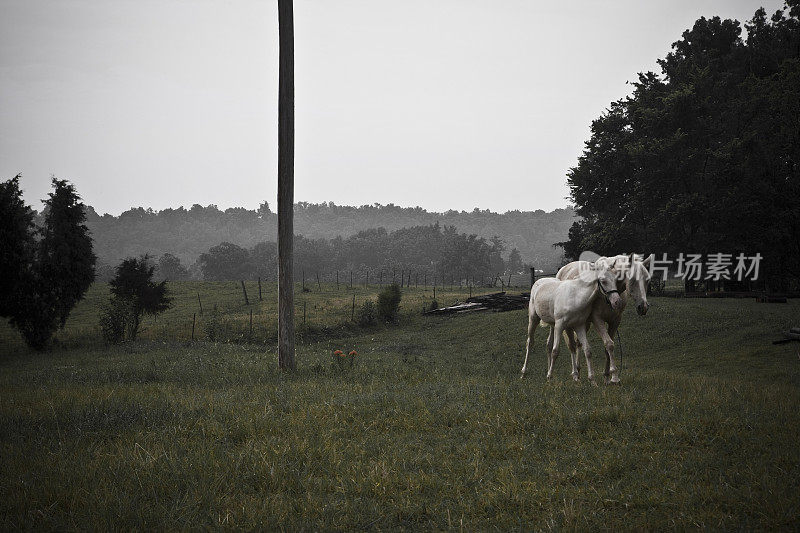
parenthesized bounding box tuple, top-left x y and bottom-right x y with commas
(609, 378, 621, 386)
(572, 375, 580, 382)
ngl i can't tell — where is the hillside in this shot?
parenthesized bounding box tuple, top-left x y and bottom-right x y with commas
(83, 202, 576, 271)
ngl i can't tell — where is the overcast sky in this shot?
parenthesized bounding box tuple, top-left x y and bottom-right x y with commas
(0, 0, 781, 215)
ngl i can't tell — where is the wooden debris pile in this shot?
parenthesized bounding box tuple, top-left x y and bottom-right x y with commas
(773, 327, 800, 345)
(757, 293, 788, 303)
(424, 292, 529, 315)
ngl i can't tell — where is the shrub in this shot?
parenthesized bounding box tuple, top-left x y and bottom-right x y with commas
(377, 284, 402, 322)
(205, 308, 222, 342)
(99, 298, 135, 344)
(204, 307, 237, 343)
(357, 299, 377, 325)
(108, 255, 172, 340)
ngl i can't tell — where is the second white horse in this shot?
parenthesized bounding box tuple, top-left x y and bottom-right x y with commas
(521, 261, 623, 381)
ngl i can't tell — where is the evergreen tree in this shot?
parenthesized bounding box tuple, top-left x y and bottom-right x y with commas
(1, 176, 96, 349)
(506, 248, 523, 274)
(0, 174, 35, 317)
(38, 178, 96, 327)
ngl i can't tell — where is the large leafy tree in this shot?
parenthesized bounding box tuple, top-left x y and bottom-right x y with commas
(198, 242, 252, 280)
(156, 253, 189, 281)
(564, 2, 800, 289)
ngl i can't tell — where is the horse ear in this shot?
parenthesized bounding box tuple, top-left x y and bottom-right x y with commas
(642, 254, 653, 268)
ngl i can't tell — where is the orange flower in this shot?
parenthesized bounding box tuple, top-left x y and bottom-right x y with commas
(333, 350, 343, 356)
(349, 350, 358, 356)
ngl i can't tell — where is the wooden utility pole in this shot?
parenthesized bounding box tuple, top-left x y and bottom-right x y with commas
(277, 0, 295, 371)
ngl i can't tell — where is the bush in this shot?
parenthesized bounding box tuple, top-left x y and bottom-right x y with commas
(205, 308, 221, 342)
(99, 298, 135, 344)
(204, 307, 236, 342)
(108, 255, 172, 340)
(357, 299, 377, 325)
(377, 284, 402, 322)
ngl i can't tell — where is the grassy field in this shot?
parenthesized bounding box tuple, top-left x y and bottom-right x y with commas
(1, 282, 799, 529)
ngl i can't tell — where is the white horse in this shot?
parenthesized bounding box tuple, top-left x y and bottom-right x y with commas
(549, 254, 653, 384)
(521, 261, 623, 381)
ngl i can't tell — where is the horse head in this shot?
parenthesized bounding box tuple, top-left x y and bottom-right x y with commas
(626, 253, 653, 316)
(581, 260, 624, 312)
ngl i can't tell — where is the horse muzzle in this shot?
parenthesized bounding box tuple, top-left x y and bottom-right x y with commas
(637, 302, 649, 316)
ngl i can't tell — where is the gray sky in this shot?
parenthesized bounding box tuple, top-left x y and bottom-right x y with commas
(0, 0, 780, 215)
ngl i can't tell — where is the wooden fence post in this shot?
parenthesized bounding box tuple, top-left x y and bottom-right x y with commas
(316, 272, 321, 291)
(258, 277, 263, 301)
(530, 266, 536, 288)
(351, 294, 355, 321)
(302, 270, 305, 292)
(350, 271, 353, 289)
(240, 280, 249, 305)
(191, 313, 196, 341)
(197, 292, 203, 315)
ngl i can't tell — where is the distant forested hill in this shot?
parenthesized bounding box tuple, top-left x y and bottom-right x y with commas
(82, 202, 575, 272)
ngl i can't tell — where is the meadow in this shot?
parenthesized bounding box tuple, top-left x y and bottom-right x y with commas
(1, 281, 799, 529)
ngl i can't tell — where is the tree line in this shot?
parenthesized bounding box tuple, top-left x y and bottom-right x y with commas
(562, 3, 800, 290)
(78, 201, 572, 276)
(152, 223, 526, 284)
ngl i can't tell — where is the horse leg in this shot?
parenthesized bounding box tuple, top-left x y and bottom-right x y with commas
(575, 324, 595, 384)
(565, 329, 580, 381)
(607, 322, 621, 384)
(547, 322, 564, 380)
(592, 316, 619, 384)
(521, 313, 540, 378)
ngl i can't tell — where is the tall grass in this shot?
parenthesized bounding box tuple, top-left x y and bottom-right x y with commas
(1, 284, 799, 529)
